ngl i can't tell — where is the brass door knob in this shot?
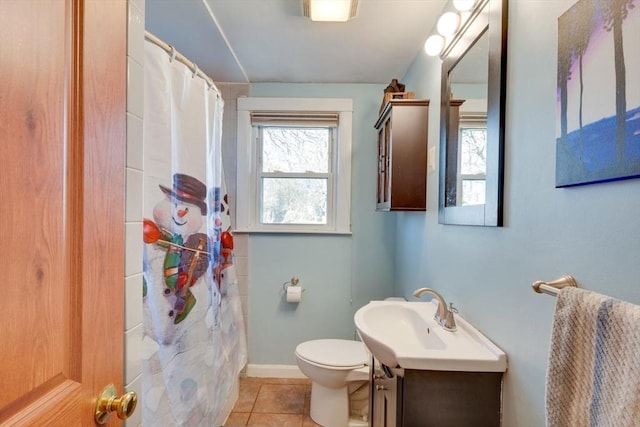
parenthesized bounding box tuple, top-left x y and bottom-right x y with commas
(95, 384, 138, 424)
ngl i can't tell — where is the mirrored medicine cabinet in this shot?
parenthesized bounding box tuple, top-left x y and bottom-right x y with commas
(438, 0, 508, 226)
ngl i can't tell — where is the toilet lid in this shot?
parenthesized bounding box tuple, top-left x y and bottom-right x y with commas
(296, 339, 368, 368)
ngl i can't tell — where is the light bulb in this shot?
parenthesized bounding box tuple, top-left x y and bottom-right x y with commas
(453, 0, 477, 12)
(437, 11, 461, 37)
(424, 35, 445, 57)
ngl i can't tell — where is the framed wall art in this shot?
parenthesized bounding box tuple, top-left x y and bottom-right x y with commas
(556, 0, 640, 187)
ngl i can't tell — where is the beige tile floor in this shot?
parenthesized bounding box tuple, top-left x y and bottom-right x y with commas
(224, 377, 322, 427)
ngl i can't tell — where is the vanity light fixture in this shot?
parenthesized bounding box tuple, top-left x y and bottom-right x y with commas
(424, 34, 446, 56)
(302, 0, 358, 22)
(424, 10, 460, 57)
(436, 11, 461, 36)
(424, 0, 478, 57)
(453, 0, 477, 12)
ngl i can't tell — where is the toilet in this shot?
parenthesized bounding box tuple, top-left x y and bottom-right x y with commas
(295, 339, 369, 427)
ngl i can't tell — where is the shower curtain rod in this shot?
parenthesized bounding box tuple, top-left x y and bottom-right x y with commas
(145, 31, 220, 96)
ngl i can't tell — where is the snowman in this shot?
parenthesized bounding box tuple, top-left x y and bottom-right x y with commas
(142, 173, 215, 345)
(142, 174, 221, 424)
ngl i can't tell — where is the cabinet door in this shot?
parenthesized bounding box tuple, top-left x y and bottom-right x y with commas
(376, 116, 392, 210)
(371, 364, 402, 427)
(377, 125, 385, 206)
(371, 377, 384, 427)
(373, 377, 401, 427)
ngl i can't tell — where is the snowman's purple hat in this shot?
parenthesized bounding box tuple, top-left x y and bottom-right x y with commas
(159, 173, 207, 215)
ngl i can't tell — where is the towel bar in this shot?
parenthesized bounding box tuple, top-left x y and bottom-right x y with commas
(532, 275, 578, 297)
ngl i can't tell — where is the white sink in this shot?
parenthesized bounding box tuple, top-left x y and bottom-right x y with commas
(354, 300, 507, 372)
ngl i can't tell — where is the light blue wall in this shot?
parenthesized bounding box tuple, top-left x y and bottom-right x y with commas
(398, 1, 640, 426)
(246, 83, 397, 364)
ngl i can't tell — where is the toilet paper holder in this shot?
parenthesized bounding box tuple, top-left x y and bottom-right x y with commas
(282, 276, 305, 293)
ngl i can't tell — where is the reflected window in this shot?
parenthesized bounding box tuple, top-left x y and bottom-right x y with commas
(458, 117, 487, 206)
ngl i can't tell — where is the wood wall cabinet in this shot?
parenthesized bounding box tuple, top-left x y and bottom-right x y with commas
(374, 99, 429, 211)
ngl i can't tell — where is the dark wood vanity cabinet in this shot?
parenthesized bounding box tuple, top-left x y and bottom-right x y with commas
(369, 356, 503, 427)
(374, 99, 429, 211)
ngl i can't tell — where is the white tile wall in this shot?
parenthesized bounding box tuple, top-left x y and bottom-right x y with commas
(216, 82, 250, 230)
(232, 233, 249, 334)
(125, 274, 143, 330)
(124, 323, 143, 384)
(233, 253, 248, 278)
(129, 0, 144, 16)
(125, 168, 143, 222)
(215, 82, 250, 336)
(127, 59, 144, 119)
(125, 374, 142, 427)
(124, 222, 143, 277)
(125, 0, 144, 425)
(127, 113, 144, 169)
(232, 232, 248, 257)
(127, 2, 145, 64)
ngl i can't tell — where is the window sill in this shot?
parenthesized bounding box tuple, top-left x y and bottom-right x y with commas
(232, 228, 352, 236)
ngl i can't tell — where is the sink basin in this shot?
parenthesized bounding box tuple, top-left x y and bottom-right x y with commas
(354, 300, 507, 372)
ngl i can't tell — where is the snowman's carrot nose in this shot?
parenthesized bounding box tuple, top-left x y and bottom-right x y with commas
(177, 209, 188, 218)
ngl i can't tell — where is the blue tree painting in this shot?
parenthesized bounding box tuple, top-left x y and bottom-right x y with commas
(556, 0, 640, 187)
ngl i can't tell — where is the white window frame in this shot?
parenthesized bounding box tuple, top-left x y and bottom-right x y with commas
(457, 114, 487, 205)
(236, 97, 352, 234)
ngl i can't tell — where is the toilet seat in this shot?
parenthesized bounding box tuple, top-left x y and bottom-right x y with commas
(296, 339, 368, 369)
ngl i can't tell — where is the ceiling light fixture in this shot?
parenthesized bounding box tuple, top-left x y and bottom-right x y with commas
(303, 0, 359, 22)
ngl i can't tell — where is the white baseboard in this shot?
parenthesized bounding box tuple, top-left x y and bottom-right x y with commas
(245, 364, 306, 379)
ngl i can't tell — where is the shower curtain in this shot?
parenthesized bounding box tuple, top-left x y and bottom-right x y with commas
(142, 40, 247, 426)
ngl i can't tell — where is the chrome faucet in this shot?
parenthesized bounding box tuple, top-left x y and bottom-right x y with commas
(413, 287, 457, 332)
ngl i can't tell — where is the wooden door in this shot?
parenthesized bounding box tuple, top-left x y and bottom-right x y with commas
(0, 0, 127, 425)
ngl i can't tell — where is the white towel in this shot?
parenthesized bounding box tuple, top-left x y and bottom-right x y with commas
(546, 287, 640, 427)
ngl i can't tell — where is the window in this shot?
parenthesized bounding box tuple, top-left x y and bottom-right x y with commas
(236, 98, 352, 234)
(259, 126, 332, 225)
(457, 115, 487, 206)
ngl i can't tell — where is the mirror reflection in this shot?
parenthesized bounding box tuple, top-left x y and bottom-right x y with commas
(446, 30, 489, 207)
(438, 0, 507, 227)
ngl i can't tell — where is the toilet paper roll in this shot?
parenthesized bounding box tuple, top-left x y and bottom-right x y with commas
(286, 286, 302, 303)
